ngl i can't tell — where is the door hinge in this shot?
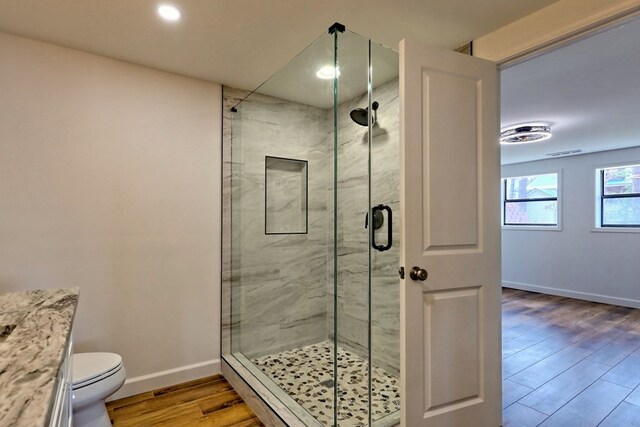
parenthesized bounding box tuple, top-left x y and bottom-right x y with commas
(398, 266, 405, 279)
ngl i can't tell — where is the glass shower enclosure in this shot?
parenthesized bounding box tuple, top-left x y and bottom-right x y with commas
(222, 24, 400, 426)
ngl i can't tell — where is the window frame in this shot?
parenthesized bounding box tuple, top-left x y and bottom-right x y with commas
(597, 164, 640, 229)
(501, 172, 561, 230)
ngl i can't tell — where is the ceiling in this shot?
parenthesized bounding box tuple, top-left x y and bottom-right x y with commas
(0, 0, 559, 92)
(501, 17, 640, 164)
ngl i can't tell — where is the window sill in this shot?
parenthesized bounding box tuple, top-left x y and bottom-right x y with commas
(502, 225, 562, 232)
(591, 228, 640, 234)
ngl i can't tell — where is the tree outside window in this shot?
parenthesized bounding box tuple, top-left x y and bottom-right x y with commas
(503, 173, 558, 226)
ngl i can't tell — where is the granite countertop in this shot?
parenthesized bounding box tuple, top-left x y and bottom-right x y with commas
(0, 288, 79, 427)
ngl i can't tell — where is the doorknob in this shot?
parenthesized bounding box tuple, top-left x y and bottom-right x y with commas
(409, 266, 428, 281)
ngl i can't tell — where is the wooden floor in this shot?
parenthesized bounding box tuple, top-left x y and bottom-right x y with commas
(107, 289, 640, 426)
(106, 374, 263, 427)
(502, 288, 640, 426)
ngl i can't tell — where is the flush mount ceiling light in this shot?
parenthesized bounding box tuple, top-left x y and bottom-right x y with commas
(316, 65, 340, 79)
(157, 4, 182, 21)
(500, 122, 552, 145)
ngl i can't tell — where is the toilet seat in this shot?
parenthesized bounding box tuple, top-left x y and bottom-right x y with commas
(72, 352, 123, 389)
(71, 353, 127, 427)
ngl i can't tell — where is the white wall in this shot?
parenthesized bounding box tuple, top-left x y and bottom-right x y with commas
(0, 31, 222, 397)
(502, 146, 640, 308)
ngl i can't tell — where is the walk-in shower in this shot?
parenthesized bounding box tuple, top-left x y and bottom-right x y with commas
(222, 23, 400, 426)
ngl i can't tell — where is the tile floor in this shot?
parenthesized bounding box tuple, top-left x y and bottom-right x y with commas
(502, 288, 640, 426)
(252, 341, 400, 426)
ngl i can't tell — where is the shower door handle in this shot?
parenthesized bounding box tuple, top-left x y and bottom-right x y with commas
(371, 204, 392, 252)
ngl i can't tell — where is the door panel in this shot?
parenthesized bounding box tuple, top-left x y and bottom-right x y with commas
(423, 69, 479, 249)
(425, 287, 480, 409)
(400, 39, 501, 426)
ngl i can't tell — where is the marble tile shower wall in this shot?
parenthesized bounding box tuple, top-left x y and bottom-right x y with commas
(223, 87, 330, 359)
(222, 81, 400, 375)
(327, 79, 400, 376)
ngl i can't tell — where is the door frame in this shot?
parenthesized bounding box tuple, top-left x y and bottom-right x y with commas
(474, 0, 640, 69)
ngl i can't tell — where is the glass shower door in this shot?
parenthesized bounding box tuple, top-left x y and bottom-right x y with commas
(332, 29, 400, 427)
(368, 40, 401, 427)
(332, 28, 372, 426)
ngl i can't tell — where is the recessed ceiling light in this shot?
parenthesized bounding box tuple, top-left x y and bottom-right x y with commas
(500, 122, 552, 145)
(158, 4, 182, 21)
(316, 65, 340, 80)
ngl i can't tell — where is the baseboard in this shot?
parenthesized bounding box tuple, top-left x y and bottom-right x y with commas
(108, 358, 221, 401)
(503, 281, 640, 309)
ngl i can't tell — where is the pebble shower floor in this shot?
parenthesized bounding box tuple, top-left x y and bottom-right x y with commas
(252, 341, 400, 426)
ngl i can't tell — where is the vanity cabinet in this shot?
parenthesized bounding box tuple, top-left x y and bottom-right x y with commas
(49, 337, 73, 427)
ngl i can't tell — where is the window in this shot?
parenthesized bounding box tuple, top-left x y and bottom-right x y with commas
(503, 173, 558, 226)
(598, 164, 640, 228)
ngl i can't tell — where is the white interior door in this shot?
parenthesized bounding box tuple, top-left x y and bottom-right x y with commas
(399, 39, 501, 426)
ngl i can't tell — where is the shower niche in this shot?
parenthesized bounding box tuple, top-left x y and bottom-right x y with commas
(265, 156, 308, 235)
(222, 23, 400, 427)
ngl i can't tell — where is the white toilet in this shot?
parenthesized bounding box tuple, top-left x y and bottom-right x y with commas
(72, 353, 126, 427)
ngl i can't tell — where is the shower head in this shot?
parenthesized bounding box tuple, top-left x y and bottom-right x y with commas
(349, 102, 379, 127)
(349, 108, 369, 126)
